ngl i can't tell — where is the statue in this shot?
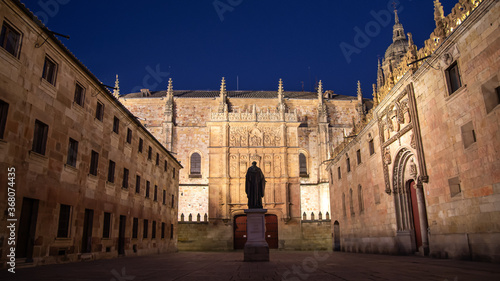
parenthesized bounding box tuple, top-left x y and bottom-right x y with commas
(245, 161, 266, 209)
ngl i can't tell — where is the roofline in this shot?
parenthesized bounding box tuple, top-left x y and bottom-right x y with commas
(8, 0, 182, 168)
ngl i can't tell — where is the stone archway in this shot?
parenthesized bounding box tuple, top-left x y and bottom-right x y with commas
(333, 221, 341, 251)
(392, 148, 429, 255)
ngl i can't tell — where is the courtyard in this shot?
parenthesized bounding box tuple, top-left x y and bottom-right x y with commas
(2, 251, 500, 281)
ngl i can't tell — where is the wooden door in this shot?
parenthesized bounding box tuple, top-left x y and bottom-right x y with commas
(409, 180, 422, 250)
(17, 198, 39, 261)
(118, 215, 126, 255)
(333, 221, 340, 251)
(265, 214, 278, 249)
(82, 209, 93, 253)
(234, 215, 247, 249)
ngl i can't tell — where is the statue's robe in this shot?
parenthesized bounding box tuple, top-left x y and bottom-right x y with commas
(245, 165, 266, 209)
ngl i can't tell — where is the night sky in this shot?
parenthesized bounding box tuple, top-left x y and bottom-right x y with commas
(19, 0, 459, 98)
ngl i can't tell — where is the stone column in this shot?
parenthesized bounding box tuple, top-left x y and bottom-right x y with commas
(244, 209, 269, 262)
(416, 181, 429, 255)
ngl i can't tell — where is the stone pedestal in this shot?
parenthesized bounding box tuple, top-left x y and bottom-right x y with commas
(244, 209, 269, 262)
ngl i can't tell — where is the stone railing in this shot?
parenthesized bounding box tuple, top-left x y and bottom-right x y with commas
(211, 109, 298, 122)
(301, 211, 330, 222)
(179, 213, 208, 223)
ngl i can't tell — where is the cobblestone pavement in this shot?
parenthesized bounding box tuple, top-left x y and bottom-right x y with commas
(2, 251, 500, 281)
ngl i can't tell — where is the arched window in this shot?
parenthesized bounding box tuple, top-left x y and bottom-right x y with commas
(358, 185, 364, 213)
(299, 153, 307, 177)
(190, 153, 201, 177)
(349, 188, 355, 216)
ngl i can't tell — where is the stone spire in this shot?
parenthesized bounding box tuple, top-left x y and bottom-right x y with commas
(357, 80, 363, 103)
(112, 74, 120, 98)
(167, 78, 173, 97)
(377, 59, 384, 90)
(218, 77, 228, 113)
(317, 80, 327, 120)
(372, 83, 378, 107)
(165, 78, 174, 113)
(392, 8, 406, 42)
(317, 80, 323, 101)
(277, 78, 287, 116)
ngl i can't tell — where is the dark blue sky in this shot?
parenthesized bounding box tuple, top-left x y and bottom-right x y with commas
(20, 0, 458, 98)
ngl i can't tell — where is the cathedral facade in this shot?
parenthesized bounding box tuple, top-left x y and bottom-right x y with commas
(328, 0, 500, 262)
(120, 79, 371, 250)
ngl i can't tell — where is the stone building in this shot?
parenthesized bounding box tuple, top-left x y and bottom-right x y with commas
(120, 76, 372, 250)
(0, 0, 181, 268)
(327, 0, 500, 262)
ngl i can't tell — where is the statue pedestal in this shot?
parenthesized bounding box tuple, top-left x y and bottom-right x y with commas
(244, 209, 269, 262)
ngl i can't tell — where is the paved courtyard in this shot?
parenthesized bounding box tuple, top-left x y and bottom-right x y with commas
(2, 251, 500, 281)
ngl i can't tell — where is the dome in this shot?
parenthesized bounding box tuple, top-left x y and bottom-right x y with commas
(384, 38, 408, 61)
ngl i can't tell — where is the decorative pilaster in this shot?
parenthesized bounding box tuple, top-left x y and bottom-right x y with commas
(317, 80, 327, 123)
(372, 84, 378, 107)
(277, 78, 286, 120)
(163, 78, 175, 151)
(218, 77, 229, 114)
(112, 74, 120, 99)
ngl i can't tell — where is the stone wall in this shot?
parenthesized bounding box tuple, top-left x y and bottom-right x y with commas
(327, 0, 500, 262)
(0, 0, 182, 268)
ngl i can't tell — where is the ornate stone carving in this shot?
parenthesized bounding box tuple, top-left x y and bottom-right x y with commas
(384, 147, 392, 165)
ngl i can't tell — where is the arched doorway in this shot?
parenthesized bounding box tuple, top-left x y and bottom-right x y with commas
(333, 221, 340, 251)
(233, 214, 279, 249)
(392, 148, 428, 254)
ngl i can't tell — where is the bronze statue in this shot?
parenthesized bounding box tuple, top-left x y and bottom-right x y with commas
(245, 161, 265, 209)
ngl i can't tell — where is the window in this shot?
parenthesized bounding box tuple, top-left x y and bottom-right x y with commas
(42, 56, 57, 85)
(95, 101, 104, 122)
(446, 61, 462, 94)
(0, 100, 8, 139)
(461, 121, 476, 149)
(74, 83, 85, 107)
(162, 190, 166, 205)
(148, 146, 152, 160)
(113, 116, 119, 134)
(135, 175, 141, 193)
(164, 160, 167, 172)
(173, 168, 175, 179)
(138, 138, 143, 152)
(126, 128, 132, 144)
(171, 194, 175, 208)
(57, 204, 71, 238)
(358, 185, 364, 213)
(122, 168, 129, 189)
(346, 156, 351, 173)
(448, 177, 461, 197)
(107, 160, 115, 183)
(0, 21, 21, 57)
(154, 185, 158, 201)
(66, 138, 78, 167)
(299, 153, 307, 177)
(146, 181, 150, 198)
(89, 150, 99, 176)
(152, 221, 156, 239)
(103, 212, 111, 238)
(356, 149, 362, 165)
(342, 193, 346, 216)
(190, 152, 201, 177)
(349, 188, 355, 216)
(161, 222, 165, 239)
(482, 82, 500, 114)
(32, 120, 48, 155)
(132, 218, 138, 239)
(170, 224, 174, 239)
(337, 167, 341, 179)
(156, 153, 159, 166)
(368, 139, 375, 155)
(143, 219, 148, 238)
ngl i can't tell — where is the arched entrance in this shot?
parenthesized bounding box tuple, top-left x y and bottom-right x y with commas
(392, 148, 429, 254)
(333, 221, 340, 251)
(233, 214, 278, 249)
